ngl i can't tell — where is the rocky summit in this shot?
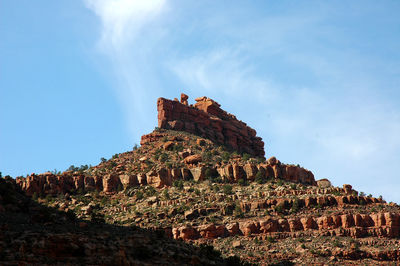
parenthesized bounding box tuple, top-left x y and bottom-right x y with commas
(2, 94, 400, 265)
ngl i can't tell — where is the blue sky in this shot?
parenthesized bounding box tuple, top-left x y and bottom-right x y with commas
(1, 1, 400, 202)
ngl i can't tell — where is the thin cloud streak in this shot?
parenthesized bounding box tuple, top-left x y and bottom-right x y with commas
(84, 0, 167, 139)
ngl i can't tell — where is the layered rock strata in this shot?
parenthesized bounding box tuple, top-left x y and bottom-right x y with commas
(155, 94, 265, 157)
(169, 212, 400, 241)
(16, 158, 315, 196)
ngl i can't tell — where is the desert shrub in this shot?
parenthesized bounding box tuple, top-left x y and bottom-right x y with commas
(275, 203, 285, 214)
(173, 180, 184, 190)
(242, 153, 251, 161)
(67, 165, 79, 172)
(100, 157, 107, 163)
(45, 194, 54, 203)
(159, 153, 169, 162)
(202, 151, 212, 161)
(133, 144, 139, 151)
(223, 184, 233, 195)
(238, 178, 247, 186)
(172, 144, 184, 152)
(256, 157, 265, 163)
(135, 191, 144, 200)
(359, 191, 366, 197)
(221, 152, 231, 162)
(234, 202, 244, 218)
(333, 239, 343, 248)
(163, 189, 170, 200)
(266, 236, 276, 243)
(255, 171, 266, 184)
(100, 197, 109, 206)
(145, 186, 157, 197)
(194, 188, 201, 196)
(291, 198, 300, 213)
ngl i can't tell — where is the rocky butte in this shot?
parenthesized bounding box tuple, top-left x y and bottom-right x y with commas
(152, 93, 265, 158)
(6, 93, 400, 265)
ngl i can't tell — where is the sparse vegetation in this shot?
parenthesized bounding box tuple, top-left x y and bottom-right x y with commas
(223, 184, 233, 195)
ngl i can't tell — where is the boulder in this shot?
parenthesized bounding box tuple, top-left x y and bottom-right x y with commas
(183, 154, 202, 165)
(317, 178, 332, 188)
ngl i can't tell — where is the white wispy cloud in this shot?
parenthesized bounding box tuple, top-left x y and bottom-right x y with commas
(84, 0, 168, 139)
(85, 0, 166, 50)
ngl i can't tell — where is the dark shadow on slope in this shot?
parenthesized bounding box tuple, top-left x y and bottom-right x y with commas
(0, 176, 253, 265)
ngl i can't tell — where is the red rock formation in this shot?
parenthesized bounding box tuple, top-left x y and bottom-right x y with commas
(170, 212, 400, 241)
(156, 95, 265, 157)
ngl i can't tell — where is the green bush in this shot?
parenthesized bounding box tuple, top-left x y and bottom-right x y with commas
(242, 153, 250, 161)
(159, 153, 169, 162)
(202, 151, 212, 161)
(173, 180, 184, 190)
(255, 170, 266, 184)
(238, 178, 247, 186)
(221, 152, 231, 162)
(266, 236, 276, 243)
(163, 189, 170, 200)
(234, 202, 244, 218)
(223, 184, 233, 195)
(136, 191, 144, 200)
(275, 203, 285, 214)
(291, 198, 300, 213)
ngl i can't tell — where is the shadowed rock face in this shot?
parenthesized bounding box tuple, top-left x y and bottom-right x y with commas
(156, 95, 265, 158)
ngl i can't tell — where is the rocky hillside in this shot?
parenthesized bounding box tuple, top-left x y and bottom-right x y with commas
(0, 176, 244, 265)
(6, 94, 400, 265)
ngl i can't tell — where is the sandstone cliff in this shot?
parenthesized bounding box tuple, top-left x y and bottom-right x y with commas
(156, 94, 265, 157)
